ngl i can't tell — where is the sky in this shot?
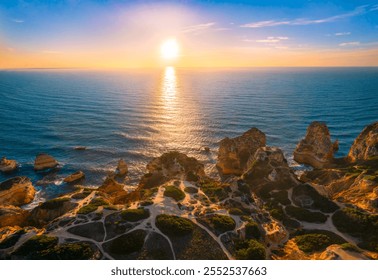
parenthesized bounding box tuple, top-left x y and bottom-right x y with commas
(0, 0, 378, 68)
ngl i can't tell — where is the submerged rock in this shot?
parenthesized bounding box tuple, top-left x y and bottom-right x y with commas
(63, 171, 85, 183)
(0, 177, 36, 207)
(116, 159, 128, 177)
(294, 121, 337, 168)
(217, 127, 266, 176)
(348, 122, 378, 162)
(139, 151, 206, 189)
(0, 157, 18, 173)
(34, 154, 58, 171)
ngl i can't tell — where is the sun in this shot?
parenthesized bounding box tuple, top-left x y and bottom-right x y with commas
(161, 39, 179, 60)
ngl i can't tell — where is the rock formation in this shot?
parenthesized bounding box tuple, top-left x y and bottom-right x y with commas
(139, 151, 206, 189)
(0, 177, 36, 207)
(217, 128, 266, 176)
(242, 146, 299, 194)
(348, 122, 378, 162)
(98, 177, 128, 204)
(63, 171, 85, 183)
(115, 159, 128, 177)
(294, 121, 337, 168)
(34, 153, 58, 171)
(0, 206, 29, 227)
(0, 157, 18, 173)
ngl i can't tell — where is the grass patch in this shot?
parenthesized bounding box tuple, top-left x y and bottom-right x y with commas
(210, 214, 236, 233)
(107, 230, 146, 255)
(156, 214, 194, 236)
(38, 242, 97, 260)
(12, 235, 58, 257)
(77, 197, 109, 215)
(184, 186, 198, 194)
(295, 234, 333, 253)
(235, 239, 266, 260)
(286, 205, 327, 223)
(164, 185, 185, 201)
(228, 208, 244, 216)
(197, 179, 229, 203)
(340, 243, 361, 252)
(245, 221, 261, 239)
(121, 208, 150, 222)
(271, 190, 291, 205)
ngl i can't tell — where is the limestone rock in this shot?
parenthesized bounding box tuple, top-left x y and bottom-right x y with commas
(242, 147, 299, 194)
(0, 206, 29, 227)
(294, 122, 337, 168)
(0, 177, 36, 207)
(34, 154, 58, 171)
(348, 122, 378, 162)
(0, 157, 18, 173)
(98, 177, 128, 204)
(217, 128, 266, 175)
(139, 151, 206, 189)
(116, 159, 128, 176)
(63, 171, 85, 183)
(29, 197, 77, 227)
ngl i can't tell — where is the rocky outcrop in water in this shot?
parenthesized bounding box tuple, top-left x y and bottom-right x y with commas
(217, 128, 266, 176)
(34, 154, 58, 171)
(348, 122, 378, 162)
(0, 158, 18, 173)
(116, 159, 128, 177)
(0, 177, 36, 207)
(139, 151, 206, 189)
(294, 122, 337, 168)
(63, 171, 85, 183)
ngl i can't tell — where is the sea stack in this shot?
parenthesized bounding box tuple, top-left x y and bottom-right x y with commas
(34, 153, 58, 171)
(217, 127, 266, 176)
(63, 171, 85, 183)
(116, 159, 128, 177)
(0, 157, 18, 173)
(347, 121, 378, 162)
(293, 121, 337, 168)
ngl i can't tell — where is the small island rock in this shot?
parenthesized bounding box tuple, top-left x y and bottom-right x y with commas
(116, 159, 128, 176)
(34, 153, 58, 171)
(63, 171, 85, 183)
(348, 122, 378, 162)
(0, 157, 18, 173)
(0, 177, 36, 207)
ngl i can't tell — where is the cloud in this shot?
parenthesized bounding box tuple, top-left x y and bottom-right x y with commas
(339, 41, 360, 47)
(181, 22, 216, 33)
(370, 4, 378, 11)
(240, 5, 370, 28)
(255, 36, 289, 43)
(12, 19, 24, 23)
(335, 32, 351, 36)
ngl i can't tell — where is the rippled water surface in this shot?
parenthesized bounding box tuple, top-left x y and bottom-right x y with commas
(1, 67, 377, 200)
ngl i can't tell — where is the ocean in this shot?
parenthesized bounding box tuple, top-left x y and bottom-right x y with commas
(1, 67, 377, 203)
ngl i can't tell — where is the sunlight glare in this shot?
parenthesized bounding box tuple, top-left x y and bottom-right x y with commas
(161, 39, 179, 60)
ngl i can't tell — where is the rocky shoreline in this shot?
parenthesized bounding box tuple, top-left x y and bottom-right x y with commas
(0, 121, 377, 260)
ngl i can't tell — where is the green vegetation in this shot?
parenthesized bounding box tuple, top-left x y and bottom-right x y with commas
(77, 197, 109, 215)
(184, 186, 198, 194)
(265, 201, 285, 221)
(139, 200, 153, 206)
(235, 239, 266, 260)
(164, 185, 185, 201)
(285, 205, 327, 223)
(186, 171, 199, 182)
(155, 214, 194, 236)
(107, 230, 146, 255)
(38, 197, 71, 210)
(210, 214, 236, 233)
(340, 243, 361, 252)
(121, 208, 150, 222)
(38, 242, 96, 260)
(13, 235, 58, 257)
(332, 207, 378, 252)
(295, 234, 333, 253)
(197, 179, 229, 202)
(245, 221, 261, 239)
(228, 208, 244, 216)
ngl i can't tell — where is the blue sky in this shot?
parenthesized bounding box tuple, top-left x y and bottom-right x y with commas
(1, 0, 378, 67)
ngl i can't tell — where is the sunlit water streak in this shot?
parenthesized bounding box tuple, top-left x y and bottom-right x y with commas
(0, 67, 377, 200)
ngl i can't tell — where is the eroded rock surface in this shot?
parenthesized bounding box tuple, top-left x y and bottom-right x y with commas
(348, 122, 378, 162)
(34, 154, 58, 171)
(0, 177, 36, 207)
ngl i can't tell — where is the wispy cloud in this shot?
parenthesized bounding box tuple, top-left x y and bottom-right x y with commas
(181, 22, 216, 33)
(11, 19, 24, 23)
(339, 41, 360, 47)
(241, 5, 370, 28)
(335, 32, 351, 36)
(255, 36, 289, 43)
(370, 4, 378, 11)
